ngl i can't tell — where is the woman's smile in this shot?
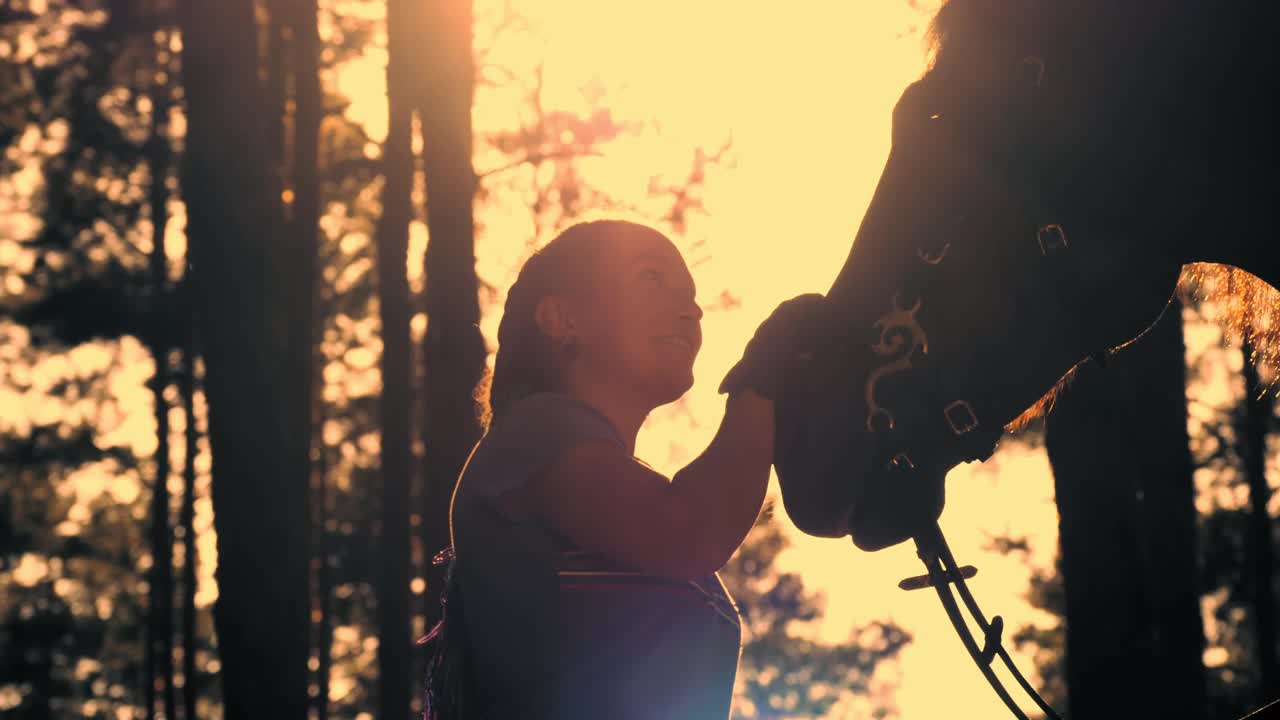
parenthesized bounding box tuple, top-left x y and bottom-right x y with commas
(655, 334, 695, 353)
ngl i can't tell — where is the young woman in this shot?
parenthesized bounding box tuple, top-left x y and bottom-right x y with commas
(423, 219, 826, 719)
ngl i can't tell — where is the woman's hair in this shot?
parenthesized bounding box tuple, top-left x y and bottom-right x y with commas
(421, 550, 476, 720)
(473, 219, 663, 430)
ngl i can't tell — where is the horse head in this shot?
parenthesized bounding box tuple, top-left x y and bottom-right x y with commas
(774, 1, 1190, 551)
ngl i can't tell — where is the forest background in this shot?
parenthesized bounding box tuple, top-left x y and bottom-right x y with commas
(1, 1, 1277, 719)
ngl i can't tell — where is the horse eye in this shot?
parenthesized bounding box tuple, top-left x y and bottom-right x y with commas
(929, 113, 941, 120)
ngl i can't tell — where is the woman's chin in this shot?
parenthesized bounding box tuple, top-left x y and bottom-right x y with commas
(646, 369, 694, 406)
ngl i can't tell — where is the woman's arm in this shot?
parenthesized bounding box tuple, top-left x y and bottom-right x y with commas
(503, 391, 774, 581)
(668, 389, 774, 571)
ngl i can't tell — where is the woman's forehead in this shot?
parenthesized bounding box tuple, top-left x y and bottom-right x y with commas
(605, 227, 686, 267)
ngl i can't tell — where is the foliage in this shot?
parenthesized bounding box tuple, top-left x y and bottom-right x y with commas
(720, 501, 910, 719)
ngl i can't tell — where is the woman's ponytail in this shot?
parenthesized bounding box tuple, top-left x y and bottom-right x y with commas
(420, 547, 478, 719)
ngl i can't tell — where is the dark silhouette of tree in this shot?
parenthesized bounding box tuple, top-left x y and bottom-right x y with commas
(176, 0, 314, 715)
(1044, 299, 1207, 719)
(373, 0, 417, 718)
(418, 0, 488, 646)
(143, 17, 177, 719)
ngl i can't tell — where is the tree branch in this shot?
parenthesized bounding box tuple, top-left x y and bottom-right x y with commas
(475, 148, 602, 180)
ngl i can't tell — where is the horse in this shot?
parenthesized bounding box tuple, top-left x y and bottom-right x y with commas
(775, 0, 1280, 554)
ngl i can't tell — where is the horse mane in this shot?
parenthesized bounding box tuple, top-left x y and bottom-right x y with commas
(1179, 264, 1280, 382)
(1005, 365, 1078, 433)
(1006, 265, 1280, 433)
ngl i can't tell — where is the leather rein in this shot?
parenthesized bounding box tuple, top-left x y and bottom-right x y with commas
(902, 522, 1063, 720)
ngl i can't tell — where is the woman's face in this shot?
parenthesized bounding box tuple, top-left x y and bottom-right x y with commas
(572, 228, 703, 406)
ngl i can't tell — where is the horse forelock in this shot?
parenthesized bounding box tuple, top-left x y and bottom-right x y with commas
(925, 0, 1045, 71)
(924, 0, 1164, 78)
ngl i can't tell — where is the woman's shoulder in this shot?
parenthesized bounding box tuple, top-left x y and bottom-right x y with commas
(455, 392, 624, 506)
(500, 391, 605, 423)
(489, 392, 623, 448)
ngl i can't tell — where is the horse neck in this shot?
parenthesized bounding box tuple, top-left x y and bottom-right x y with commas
(1129, 3, 1280, 289)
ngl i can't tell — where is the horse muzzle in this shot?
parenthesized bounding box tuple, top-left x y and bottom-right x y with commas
(772, 341, 948, 552)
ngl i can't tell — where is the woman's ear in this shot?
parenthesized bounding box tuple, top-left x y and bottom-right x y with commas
(534, 295, 576, 339)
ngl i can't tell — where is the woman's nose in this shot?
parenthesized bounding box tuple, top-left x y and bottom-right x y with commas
(680, 298, 704, 322)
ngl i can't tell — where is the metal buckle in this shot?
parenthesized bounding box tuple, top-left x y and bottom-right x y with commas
(1037, 224, 1068, 255)
(1015, 56, 1046, 88)
(867, 407, 895, 433)
(916, 242, 951, 265)
(944, 400, 980, 436)
(888, 452, 915, 471)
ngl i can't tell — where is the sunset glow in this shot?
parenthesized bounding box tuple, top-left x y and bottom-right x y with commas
(8, 1, 1280, 718)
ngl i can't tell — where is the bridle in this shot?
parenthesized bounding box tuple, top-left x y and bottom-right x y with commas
(860, 52, 1082, 479)
(860, 52, 1074, 720)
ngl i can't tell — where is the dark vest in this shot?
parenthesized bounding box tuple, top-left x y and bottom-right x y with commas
(453, 498, 742, 720)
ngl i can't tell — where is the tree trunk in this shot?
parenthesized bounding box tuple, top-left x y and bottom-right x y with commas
(176, 2, 312, 717)
(314, 400, 333, 720)
(374, 0, 416, 717)
(179, 326, 200, 720)
(288, 1, 324, 716)
(145, 29, 177, 717)
(417, 0, 486, 636)
(1241, 342, 1278, 695)
(284, 0, 321, 496)
(1045, 299, 1207, 719)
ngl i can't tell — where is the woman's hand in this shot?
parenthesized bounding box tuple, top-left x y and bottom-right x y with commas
(718, 293, 832, 402)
